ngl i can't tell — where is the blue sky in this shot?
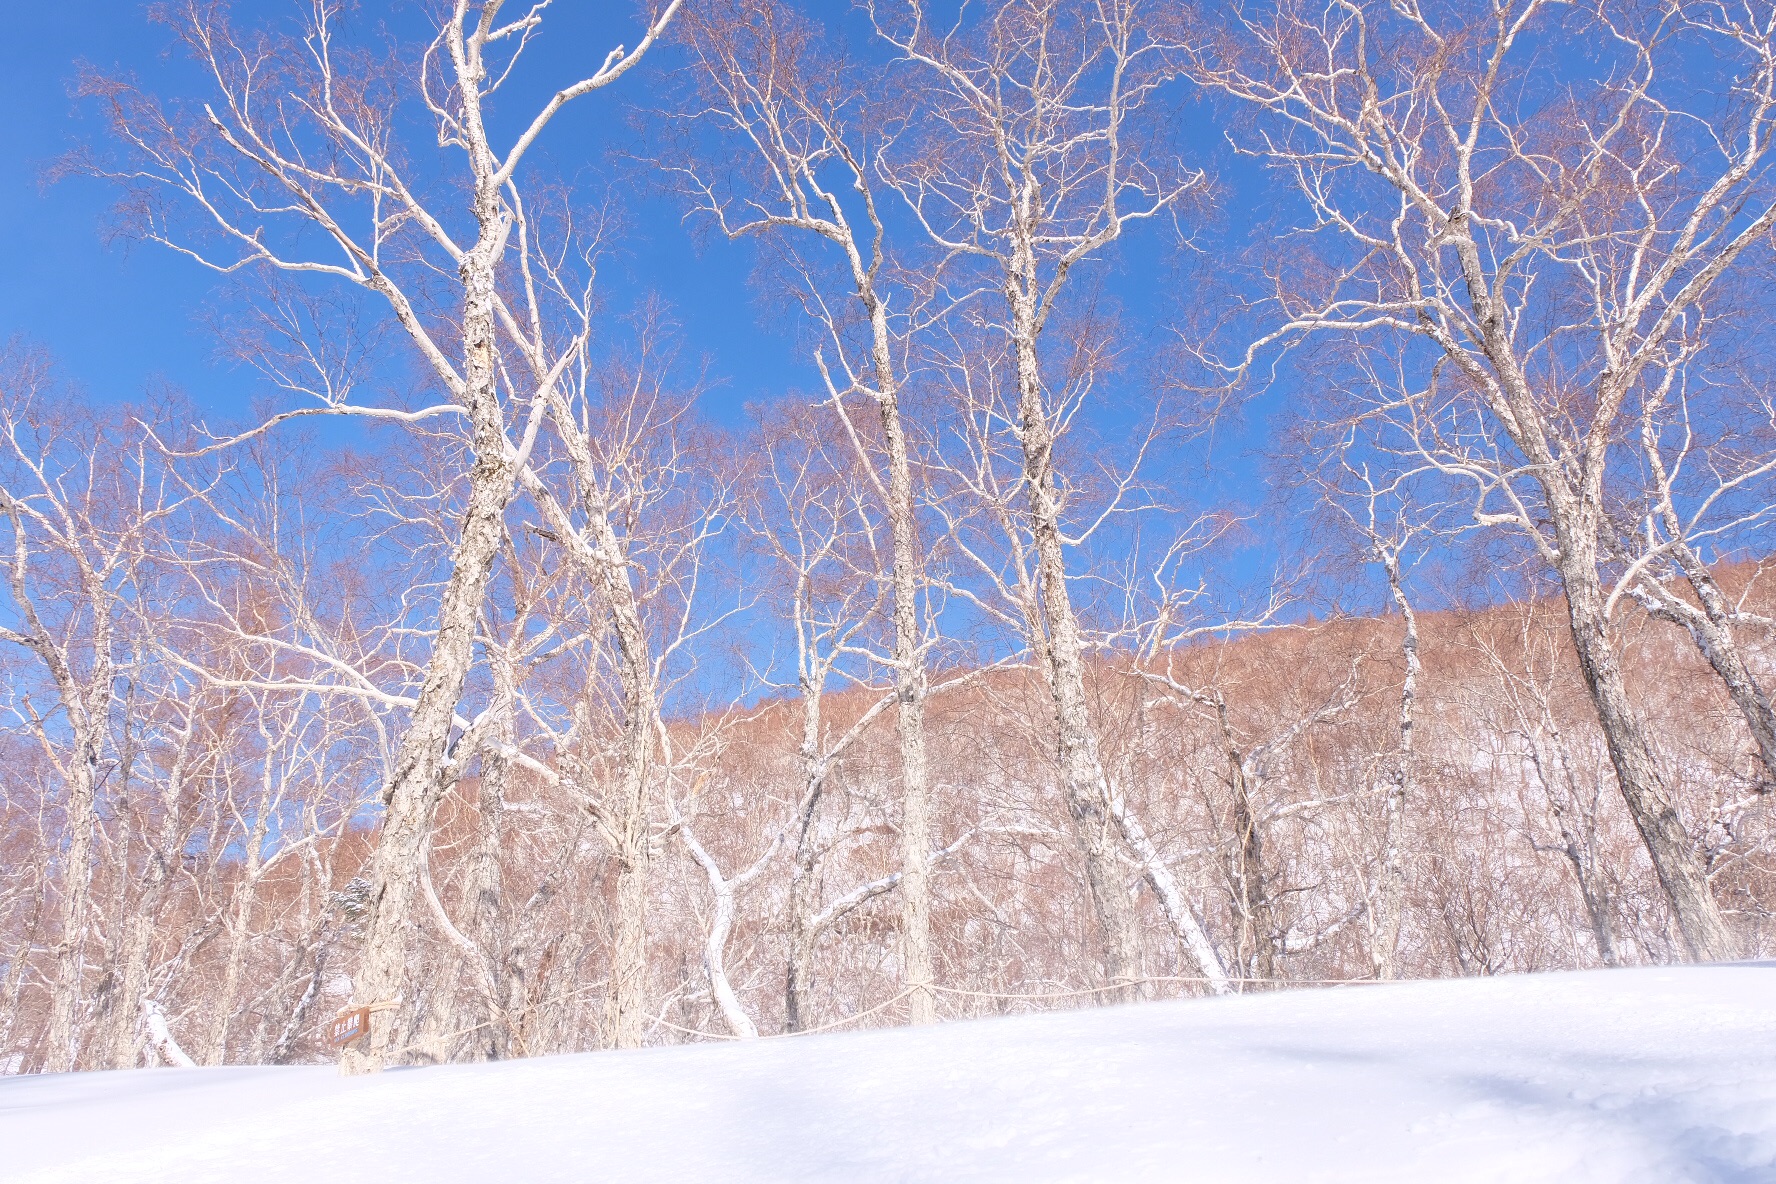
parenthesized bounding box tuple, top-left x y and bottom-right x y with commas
(3, 2, 220, 404)
(0, 0, 1313, 638)
(2, 2, 1258, 415)
(0, 1, 804, 425)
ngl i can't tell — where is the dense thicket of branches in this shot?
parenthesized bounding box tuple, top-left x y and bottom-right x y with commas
(5, 0, 1776, 1072)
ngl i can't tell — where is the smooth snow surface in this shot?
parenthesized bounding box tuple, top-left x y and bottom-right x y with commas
(5, 964, 1775, 1182)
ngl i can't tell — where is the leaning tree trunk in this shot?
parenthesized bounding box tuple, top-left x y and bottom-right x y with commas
(1010, 306, 1143, 1000)
(1557, 528, 1737, 962)
(344, 192, 515, 1075)
(1104, 786, 1232, 994)
(1642, 424, 1776, 787)
(1448, 225, 1738, 964)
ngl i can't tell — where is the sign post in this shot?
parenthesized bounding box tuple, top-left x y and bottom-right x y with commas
(327, 1006, 371, 1050)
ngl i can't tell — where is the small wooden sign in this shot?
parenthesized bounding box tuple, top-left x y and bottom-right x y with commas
(328, 1006, 370, 1049)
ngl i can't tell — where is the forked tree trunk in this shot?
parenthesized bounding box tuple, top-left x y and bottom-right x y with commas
(679, 821, 775, 1040)
(691, 865, 754, 1039)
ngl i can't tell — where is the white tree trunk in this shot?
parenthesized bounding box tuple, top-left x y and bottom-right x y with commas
(679, 824, 777, 1040)
(1374, 556, 1418, 980)
(142, 1000, 195, 1069)
(345, 209, 516, 1073)
(1556, 518, 1736, 962)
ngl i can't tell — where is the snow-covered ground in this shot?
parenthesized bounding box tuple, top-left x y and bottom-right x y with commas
(5, 964, 1775, 1183)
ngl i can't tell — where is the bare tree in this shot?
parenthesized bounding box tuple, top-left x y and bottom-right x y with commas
(668, 778, 782, 1039)
(500, 316, 743, 1048)
(741, 404, 900, 1030)
(1199, 0, 1776, 960)
(739, 404, 1003, 1028)
(0, 356, 200, 1071)
(1305, 444, 1449, 979)
(875, 0, 1223, 998)
(83, 0, 684, 1068)
(1621, 377, 1776, 789)
(673, 0, 951, 1022)
(1139, 654, 1362, 985)
(1470, 602, 1627, 967)
(100, 688, 205, 1070)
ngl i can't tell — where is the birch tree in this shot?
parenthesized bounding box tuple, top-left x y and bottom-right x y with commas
(742, 404, 899, 1030)
(0, 357, 199, 1071)
(1304, 438, 1449, 979)
(1473, 603, 1628, 967)
(496, 314, 744, 1049)
(1200, 0, 1776, 960)
(874, 0, 1225, 998)
(668, 778, 781, 1039)
(83, 0, 684, 1068)
(674, 0, 950, 1022)
(1621, 374, 1776, 789)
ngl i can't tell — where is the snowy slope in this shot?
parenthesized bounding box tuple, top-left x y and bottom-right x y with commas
(5, 964, 1775, 1183)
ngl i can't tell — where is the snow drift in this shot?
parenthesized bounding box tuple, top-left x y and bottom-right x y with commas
(5, 963, 1774, 1183)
